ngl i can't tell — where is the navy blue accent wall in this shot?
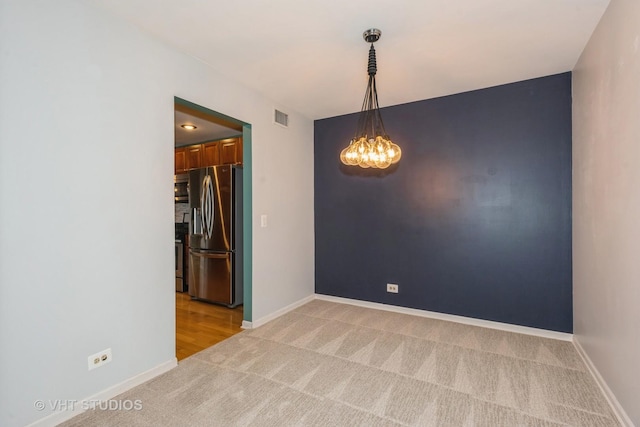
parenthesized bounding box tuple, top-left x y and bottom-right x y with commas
(314, 73, 572, 333)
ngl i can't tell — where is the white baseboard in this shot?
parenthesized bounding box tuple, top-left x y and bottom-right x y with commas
(241, 294, 316, 329)
(27, 358, 177, 427)
(241, 320, 253, 329)
(573, 338, 635, 427)
(315, 294, 573, 341)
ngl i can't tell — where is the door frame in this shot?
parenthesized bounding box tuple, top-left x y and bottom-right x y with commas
(174, 96, 253, 322)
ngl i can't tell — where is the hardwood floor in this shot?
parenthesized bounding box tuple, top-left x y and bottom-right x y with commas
(175, 292, 244, 361)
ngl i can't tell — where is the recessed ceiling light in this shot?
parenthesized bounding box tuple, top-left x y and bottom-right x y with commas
(181, 124, 197, 130)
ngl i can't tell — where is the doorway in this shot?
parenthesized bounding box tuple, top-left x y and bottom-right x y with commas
(173, 97, 252, 360)
(175, 293, 243, 360)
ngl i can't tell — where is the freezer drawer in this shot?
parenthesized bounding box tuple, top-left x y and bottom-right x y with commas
(189, 250, 233, 306)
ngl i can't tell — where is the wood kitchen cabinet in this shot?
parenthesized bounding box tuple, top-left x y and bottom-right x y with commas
(174, 138, 242, 173)
(220, 138, 242, 165)
(202, 141, 220, 166)
(185, 145, 203, 170)
(175, 147, 187, 174)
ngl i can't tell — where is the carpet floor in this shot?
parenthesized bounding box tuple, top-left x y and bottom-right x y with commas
(62, 300, 619, 426)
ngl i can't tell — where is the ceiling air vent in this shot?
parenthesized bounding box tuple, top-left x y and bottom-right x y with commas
(274, 109, 289, 128)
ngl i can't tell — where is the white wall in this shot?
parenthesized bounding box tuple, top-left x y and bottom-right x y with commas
(573, 0, 640, 424)
(0, 1, 314, 425)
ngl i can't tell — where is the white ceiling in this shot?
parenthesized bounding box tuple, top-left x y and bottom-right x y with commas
(90, 0, 610, 120)
(174, 110, 240, 146)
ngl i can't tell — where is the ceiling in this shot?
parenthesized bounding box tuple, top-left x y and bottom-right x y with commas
(174, 109, 241, 146)
(90, 0, 610, 120)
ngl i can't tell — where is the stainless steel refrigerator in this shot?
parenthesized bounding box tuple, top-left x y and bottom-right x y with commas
(188, 165, 243, 307)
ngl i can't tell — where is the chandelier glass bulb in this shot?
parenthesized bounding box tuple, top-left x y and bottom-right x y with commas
(340, 29, 402, 169)
(340, 135, 402, 169)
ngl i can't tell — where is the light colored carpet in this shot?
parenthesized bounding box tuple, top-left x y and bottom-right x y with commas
(62, 300, 619, 426)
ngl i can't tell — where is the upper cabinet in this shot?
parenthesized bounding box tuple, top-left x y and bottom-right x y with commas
(175, 138, 242, 174)
(220, 138, 242, 165)
(175, 147, 187, 174)
(202, 141, 220, 166)
(185, 145, 203, 171)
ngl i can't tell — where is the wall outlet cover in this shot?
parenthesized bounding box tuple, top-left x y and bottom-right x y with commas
(88, 348, 112, 371)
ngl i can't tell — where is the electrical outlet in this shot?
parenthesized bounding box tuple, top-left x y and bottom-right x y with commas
(387, 283, 399, 293)
(87, 348, 112, 371)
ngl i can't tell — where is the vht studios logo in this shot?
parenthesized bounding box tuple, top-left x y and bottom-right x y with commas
(34, 399, 143, 411)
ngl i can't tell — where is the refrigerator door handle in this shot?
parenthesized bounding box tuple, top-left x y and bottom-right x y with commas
(205, 175, 214, 238)
(200, 177, 206, 236)
(200, 174, 215, 239)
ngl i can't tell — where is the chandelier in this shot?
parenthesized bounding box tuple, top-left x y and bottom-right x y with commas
(340, 28, 401, 169)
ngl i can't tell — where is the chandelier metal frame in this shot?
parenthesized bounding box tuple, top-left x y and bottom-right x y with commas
(340, 28, 401, 169)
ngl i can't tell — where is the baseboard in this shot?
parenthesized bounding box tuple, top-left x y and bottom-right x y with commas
(27, 358, 177, 427)
(241, 294, 316, 329)
(241, 320, 253, 329)
(573, 338, 635, 427)
(243, 293, 573, 340)
(315, 294, 573, 341)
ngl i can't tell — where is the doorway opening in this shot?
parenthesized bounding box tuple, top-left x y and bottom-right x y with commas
(173, 97, 252, 360)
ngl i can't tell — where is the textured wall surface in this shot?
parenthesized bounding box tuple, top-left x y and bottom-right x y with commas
(573, 0, 640, 423)
(0, 1, 314, 425)
(315, 73, 572, 332)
